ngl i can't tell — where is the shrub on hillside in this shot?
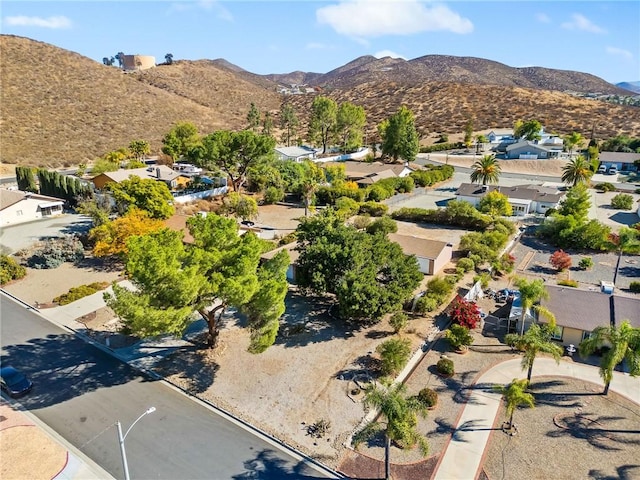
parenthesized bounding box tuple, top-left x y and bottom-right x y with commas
(389, 311, 408, 334)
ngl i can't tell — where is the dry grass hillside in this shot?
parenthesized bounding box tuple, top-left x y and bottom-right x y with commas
(2, 35, 639, 169)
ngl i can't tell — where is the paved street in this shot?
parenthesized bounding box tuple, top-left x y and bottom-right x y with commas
(0, 295, 339, 480)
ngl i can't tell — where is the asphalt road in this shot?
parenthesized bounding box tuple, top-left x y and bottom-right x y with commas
(0, 294, 338, 480)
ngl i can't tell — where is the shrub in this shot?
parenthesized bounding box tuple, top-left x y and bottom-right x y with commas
(359, 201, 388, 217)
(335, 196, 360, 218)
(277, 232, 297, 246)
(415, 295, 438, 314)
(53, 282, 110, 305)
(550, 250, 572, 272)
(611, 193, 634, 210)
(457, 257, 475, 273)
(416, 388, 438, 408)
(595, 182, 616, 192)
(557, 279, 578, 287)
(27, 236, 84, 269)
(436, 358, 454, 376)
(473, 272, 491, 289)
(377, 338, 412, 376)
(444, 324, 474, 351)
(366, 216, 398, 235)
(426, 276, 454, 303)
(449, 296, 481, 329)
(629, 281, 640, 293)
(389, 311, 408, 333)
(578, 257, 593, 270)
(352, 215, 372, 230)
(0, 255, 26, 285)
(263, 186, 285, 205)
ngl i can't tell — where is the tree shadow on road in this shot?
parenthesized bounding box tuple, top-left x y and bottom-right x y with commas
(231, 449, 332, 479)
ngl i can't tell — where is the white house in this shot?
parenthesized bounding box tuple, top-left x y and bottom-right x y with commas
(599, 152, 640, 173)
(388, 233, 453, 275)
(455, 183, 565, 216)
(0, 189, 65, 226)
(275, 146, 317, 162)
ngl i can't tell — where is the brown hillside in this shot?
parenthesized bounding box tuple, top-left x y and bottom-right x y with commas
(1, 35, 639, 169)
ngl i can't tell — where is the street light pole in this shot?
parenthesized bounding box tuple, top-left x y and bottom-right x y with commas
(116, 407, 156, 480)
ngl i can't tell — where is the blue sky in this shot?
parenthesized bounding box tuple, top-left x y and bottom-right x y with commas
(2, 1, 639, 84)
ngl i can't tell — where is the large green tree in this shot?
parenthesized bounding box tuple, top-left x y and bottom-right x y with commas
(513, 119, 542, 141)
(493, 378, 535, 430)
(279, 103, 299, 147)
(561, 155, 593, 186)
(563, 132, 584, 155)
(128, 140, 151, 161)
(221, 192, 258, 222)
(505, 309, 563, 381)
(478, 190, 512, 217)
(579, 320, 640, 395)
(161, 121, 201, 161)
(199, 130, 276, 191)
(107, 176, 174, 219)
(362, 381, 429, 480)
(379, 106, 419, 164)
(247, 102, 261, 132)
(105, 214, 286, 351)
(336, 101, 366, 153)
(15, 166, 38, 193)
(558, 183, 591, 222)
(470, 155, 501, 185)
(295, 210, 422, 322)
(308, 96, 338, 154)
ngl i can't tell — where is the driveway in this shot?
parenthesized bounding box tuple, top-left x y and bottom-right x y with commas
(0, 213, 92, 254)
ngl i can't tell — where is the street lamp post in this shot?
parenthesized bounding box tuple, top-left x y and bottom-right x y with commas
(116, 407, 156, 480)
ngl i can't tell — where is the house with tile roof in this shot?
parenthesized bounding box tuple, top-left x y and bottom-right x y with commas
(91, 165, 190, 191)
(0, 189, 65, 226)
(322, 161, 415, 187)
(455, 183, 565, 216)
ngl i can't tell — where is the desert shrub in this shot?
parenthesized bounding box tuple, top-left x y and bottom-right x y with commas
(389, 311, 408, 334)
(359, 201, 388, 217)
(27, 236, 84, 269)
(416, 388, 438, 408)
(335, 196, 360, 218)
(628, 281, 640, 293)
(277, 232, 297, 246)
(611, 193, 634, 210)
(557, 279, 578, 287)
(0, 255, 26, 285)
(377, 337, 412, 376)
(578, 257, 593, 270)
(469, 254, 483, 268)
(352, 215, 372, 230)
(436, 358, 454, 376)
(366, 216, 397, 235)
(414, 295, 438, 314)
(395, 176, 415, 193)
(455, 267, 465, 277)
(366, 184, 392, 202)
(53, 282, 110, 305)
(444, 324, 473, 351)
(426, 276, 454, 302)
(457, 257, 475, 272)
(263, 186, 285, 205)
(595, 182, 616, 192)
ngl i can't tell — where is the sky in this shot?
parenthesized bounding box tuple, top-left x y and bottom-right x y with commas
(2, 1, 639, 85)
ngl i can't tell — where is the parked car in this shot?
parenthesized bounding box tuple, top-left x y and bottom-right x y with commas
(608, 166, 618, 175)
(0, 366, 33, 397)
(597, 165, 607, 174)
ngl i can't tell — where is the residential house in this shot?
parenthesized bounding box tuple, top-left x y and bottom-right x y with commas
(91, 165, 191, 191)
(275, 146, 317, 162)
(455, 183, 565, 216)
(323, 161, 415, 187)
(598, 152, 640, 173)
(505, 140, 562, 159)
(172, 163, 203, 176)
(260, 242, 299, 283)
(0, 189, 65, 226)
(388, 233, 453, 275)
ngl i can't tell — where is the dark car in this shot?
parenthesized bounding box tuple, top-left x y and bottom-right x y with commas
(0, 366, 33, 397)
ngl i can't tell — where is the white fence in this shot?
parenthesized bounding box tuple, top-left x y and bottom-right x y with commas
(172, 186, 228, 204)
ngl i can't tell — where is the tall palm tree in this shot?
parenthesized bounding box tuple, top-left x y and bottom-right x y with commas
(561, 155, 593, 186)
(363, 381, 429, 480)
(505, 308, 563, 381)
(514, 277, 548, 335)
(493, 378, 535, 430)
(470, 155, 501, 185)
(608, 227, 640, 285)
(578, 320, 640, 395)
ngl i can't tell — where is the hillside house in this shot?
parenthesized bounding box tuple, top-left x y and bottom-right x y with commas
(323, 161, 415, 187)
(388, 233, 452, 275)
(91, 165, 190, 191)
(0, 189, 65, 226)
(275, 146, 317, 162)
(505, 140, 562, 159)
(599, 152, 640, 173)
(455, 183, 564, 216)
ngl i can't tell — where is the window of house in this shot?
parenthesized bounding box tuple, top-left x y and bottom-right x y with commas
(16, 210, 23, 216)
(581, 331, 592, 341)
(551, 326, 564, 341)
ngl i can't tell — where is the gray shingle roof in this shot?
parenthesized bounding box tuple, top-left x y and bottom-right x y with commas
(455, 183, 564, 203)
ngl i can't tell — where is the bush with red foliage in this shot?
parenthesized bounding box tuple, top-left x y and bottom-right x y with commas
(549, 249, 572, 272)
(449, 296, 481, 329)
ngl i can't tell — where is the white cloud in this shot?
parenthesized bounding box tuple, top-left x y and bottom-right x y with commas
(374, 49, 407, 60)
(3, 15, 71, 29)
(316, 0, 473, 38)
(168, 0, 233, 21)
(535, 13, 551, 24)
(561, 13, 605, 33)
(606, 46, 633, 61)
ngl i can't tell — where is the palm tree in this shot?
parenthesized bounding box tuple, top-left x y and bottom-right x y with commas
(578, 320, 640, 395)
(563, 132, 584, 156)
(470, 155, 501, 185)
(561, 155, 593, 186)
(363, 381, 429, 480)
(493, 378, 535, 430)
(514, 277, 548, 335)
(505, 307, 563, 381)
(300, 178, 317, 217)
(608, 227, 640, 285)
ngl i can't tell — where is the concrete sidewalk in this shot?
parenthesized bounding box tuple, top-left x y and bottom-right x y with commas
(432, 357, 640, 480)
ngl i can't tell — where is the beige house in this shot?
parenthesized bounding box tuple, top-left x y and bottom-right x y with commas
(91, 165, 190, 191)
(388, 233, 452, 275)
(322, 161, 415, 187)
(456, 183, 564, 216)
(0, 190, 64, 227)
